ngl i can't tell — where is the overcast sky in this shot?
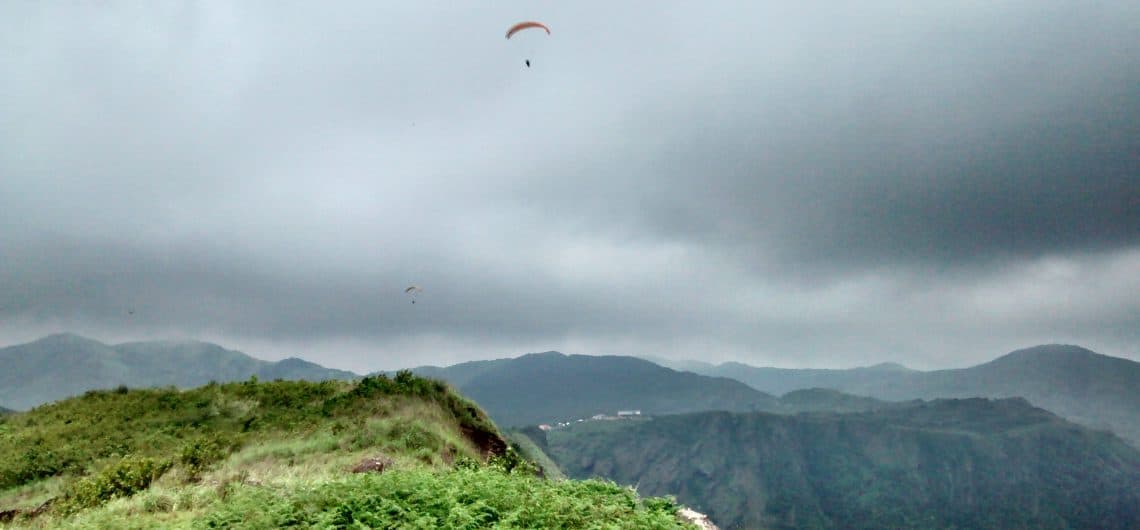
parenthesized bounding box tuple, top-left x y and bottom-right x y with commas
(2, 1, 1137, 373)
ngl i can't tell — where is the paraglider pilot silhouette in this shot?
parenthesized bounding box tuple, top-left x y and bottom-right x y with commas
(405, 285, 423, 304)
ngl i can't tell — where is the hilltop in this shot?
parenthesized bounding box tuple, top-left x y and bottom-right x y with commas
(396, 351, 783, 427)
(0, 334, 359, 410)
(538, 397, 1140, 529)
(0, 372, 698, 528)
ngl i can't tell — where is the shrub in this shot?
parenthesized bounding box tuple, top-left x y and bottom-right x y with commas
(59, 455, 172, 513)
(0, 445, 78, 489)
(488, 445, 542, 477)
(180, 435, 240, 480)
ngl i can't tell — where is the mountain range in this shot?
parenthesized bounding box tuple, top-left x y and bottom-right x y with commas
(3, 334, 1137, 448)
(650, 345, 1140, 447)
(5, 333, 1139, 528)
(538, 398, 1140, 529)
(0, 333, 357, 410)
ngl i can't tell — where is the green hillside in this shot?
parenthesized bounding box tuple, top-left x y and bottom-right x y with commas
(543, 398, 1140, 529)
(0, 373, 695, 529)
(0, 334, 359, 411)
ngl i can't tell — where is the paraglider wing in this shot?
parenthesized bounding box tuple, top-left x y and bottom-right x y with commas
(506, 21, 551, 39)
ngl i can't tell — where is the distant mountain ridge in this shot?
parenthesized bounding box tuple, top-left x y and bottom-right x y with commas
(0, 333, 359, 410)
(543, 397, 1140, 529)
(646, 357, 918, 396)
(651, 344, 1140, 446)
(392, 351, 786, 428)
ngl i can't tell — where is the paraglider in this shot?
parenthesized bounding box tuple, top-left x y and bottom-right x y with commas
(404, 285, 423, 304)
(506, 21, 549, 68)
(505, 21, 550, 39)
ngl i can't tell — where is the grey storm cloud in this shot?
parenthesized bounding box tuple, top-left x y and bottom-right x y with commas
(1, 1, 1137, 372)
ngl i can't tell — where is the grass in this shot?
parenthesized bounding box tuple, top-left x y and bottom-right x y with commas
(0, 372, 697, 529)
(35, 468, 692, 530)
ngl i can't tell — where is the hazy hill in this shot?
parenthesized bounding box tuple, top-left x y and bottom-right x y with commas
(0, 334, 359, 410)
(542, 398, 1140, 529)
(0, 406, 12, 416)
(398, 352, 784, 428)
(662, 359, 917, 397)
(670, 345, 1140, 446)
(398, 357, 517, 389)
(778, 388, 911, 414)
(0, 373, 694, 528)
(862, 345, 1140, 445)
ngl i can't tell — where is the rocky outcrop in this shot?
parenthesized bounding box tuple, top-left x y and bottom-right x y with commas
(678, 507, 720, 529)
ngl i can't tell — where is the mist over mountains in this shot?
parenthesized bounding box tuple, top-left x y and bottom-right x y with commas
(3, 334, 1137, 449)
(653, 344, 1140, 447)
(0, 333, 357, 410)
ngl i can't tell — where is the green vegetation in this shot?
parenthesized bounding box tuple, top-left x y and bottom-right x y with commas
(546, 398, 1140, 529)
(0, 371, 695, 528)
(506, 428, 565, 480)
(195, 468, 686, 529)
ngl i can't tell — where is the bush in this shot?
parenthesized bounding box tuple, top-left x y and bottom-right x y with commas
(488, 445, 542, 477)
(59, 455, 172, 513)
(0, 445, 78, 489)
(180, 435, 240, 480)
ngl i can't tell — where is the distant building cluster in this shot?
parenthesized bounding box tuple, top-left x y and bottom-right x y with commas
(544, 410, 645, 429)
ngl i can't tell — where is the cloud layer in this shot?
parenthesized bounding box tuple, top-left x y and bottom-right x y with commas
(2, 2, 1137, 371)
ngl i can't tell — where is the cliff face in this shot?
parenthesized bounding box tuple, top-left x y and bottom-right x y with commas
(547, 399, 1140, 530)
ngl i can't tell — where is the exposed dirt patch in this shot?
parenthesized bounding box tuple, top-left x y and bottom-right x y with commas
(0, 499, 54, 524)
(461, 424, 508, 460)
(351, 455, 395, 474)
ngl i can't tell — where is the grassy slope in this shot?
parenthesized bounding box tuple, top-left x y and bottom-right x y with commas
(0, 373, 693, 529)
(506, 429, 566, 481)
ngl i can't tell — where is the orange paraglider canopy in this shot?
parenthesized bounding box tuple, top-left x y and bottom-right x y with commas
(506, 21, 551, 39)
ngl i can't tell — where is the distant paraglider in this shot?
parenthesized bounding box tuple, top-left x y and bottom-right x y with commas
(506, 21, 549, 68)
(404, 285, 423, 304)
